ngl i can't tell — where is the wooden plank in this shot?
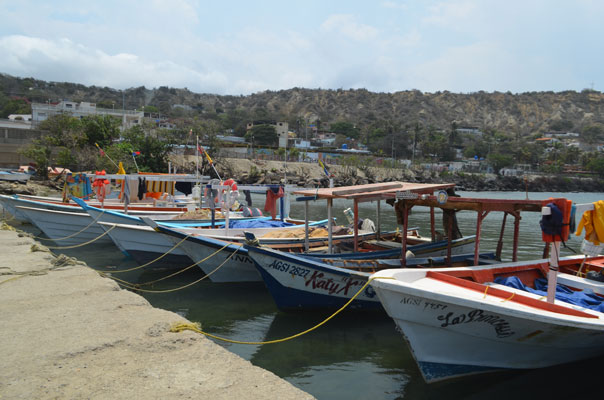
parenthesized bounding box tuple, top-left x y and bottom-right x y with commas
(331, 182, 404, 196)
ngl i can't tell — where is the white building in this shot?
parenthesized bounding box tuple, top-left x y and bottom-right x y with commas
(31, 101, 144, 130)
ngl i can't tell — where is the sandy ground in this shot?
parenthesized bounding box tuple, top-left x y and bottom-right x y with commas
(0, 228, 314, 400)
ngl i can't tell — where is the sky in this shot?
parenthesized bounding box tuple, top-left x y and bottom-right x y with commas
(1, 0, 603, 95)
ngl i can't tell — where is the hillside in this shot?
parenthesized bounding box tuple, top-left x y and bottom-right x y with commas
(2, 73, 604, 137)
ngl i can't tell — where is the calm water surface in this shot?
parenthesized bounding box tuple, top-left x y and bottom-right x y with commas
(12, 191, 604, 400)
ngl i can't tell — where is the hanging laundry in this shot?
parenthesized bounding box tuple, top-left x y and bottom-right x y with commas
(243, 189, 252, 206)
(576, 200, 604, 245)
(264, 186, 284, 219)
(138, 178, 147, 200)
(175, 181, 193, 196)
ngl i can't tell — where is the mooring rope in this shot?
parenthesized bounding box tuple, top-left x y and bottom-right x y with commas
(43, 224, 117, 250)
(93, 232, 194, 273)
(28, 208, 107, 241)
(102, 243, 242, 293)
(170, 276, 395, 344)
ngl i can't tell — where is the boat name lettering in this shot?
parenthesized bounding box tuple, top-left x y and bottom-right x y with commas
(305, 271, 362, 296)
(399, 296, 422, 306)
(437, 309, 515, 338)
(423, 301, 448, 311)
(235, 254, 254, 264)
(267, 260, 309, 277)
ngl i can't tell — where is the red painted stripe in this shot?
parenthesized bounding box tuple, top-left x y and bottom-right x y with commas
(426, 270, 598, 319)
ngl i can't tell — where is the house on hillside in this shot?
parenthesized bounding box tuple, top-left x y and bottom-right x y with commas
(31, 101, 143, 130)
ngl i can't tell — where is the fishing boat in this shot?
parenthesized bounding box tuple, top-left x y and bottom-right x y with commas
(141, 182, 457, 281)
(245, 236, 496, 310)
(371, 254, 604, 382)
(0, 170, 32, 182)
(371, 197, 604, 382)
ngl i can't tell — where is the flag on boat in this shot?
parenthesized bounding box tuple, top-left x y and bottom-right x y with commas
(132, 151, 140, 156)
(197, 144, 213, 164)
(95, 143, 105, 157)
(318, 159, 332, 177)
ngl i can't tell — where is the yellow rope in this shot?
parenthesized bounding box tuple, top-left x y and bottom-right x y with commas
(101, 243, 239, 293)
(93, 233, 194, 273)
(28, 208, 107, 241)
(0, 275, 27, 285)
(44, 224, 116, 250)
(170, 276, 395, 344)
(501, 291, 515, 302)
(483, 285, 489, 298)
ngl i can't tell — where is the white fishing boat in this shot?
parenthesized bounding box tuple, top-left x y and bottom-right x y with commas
(371, 255, 604, 382)
(0, 170, 31, 182)
(371, 198, 604, 382)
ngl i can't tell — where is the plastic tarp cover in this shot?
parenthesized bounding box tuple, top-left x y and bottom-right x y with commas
(494, 276, 604, 313)
(228, 219, 294, 228)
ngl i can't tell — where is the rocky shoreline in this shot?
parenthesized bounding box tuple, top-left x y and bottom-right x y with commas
(1, 157, 602, 197)
(185, 157, 604, 193)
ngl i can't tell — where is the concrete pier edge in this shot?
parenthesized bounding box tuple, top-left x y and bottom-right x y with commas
(0, 228, 314, 399)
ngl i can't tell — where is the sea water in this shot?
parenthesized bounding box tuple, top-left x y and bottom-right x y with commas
(10, 191, 604, 400)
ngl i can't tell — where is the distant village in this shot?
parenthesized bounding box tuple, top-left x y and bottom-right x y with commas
(1, 99, 602, 179)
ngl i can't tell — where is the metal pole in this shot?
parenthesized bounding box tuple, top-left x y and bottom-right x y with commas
(327, 198, 333, 253)
(304, 200, 309, 252)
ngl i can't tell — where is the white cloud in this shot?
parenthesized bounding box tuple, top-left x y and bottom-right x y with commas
(0, 35, 228, 92)
(320, 14, 379, 42)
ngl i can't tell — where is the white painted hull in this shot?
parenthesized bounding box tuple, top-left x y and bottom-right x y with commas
(97, 222, 189, 259)
(15, 206, 113, 246)
(371, 262, 604, 382)
(177, 238, 259, 283)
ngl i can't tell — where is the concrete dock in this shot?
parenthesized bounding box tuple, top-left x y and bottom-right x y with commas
(0, 229, 314, 399)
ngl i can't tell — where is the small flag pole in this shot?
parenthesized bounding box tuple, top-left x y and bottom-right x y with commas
(198, 142, 221, 181)
(95, 143, 119, 169)
(131, 152, 140, 173)
(196, 135, 200, 181)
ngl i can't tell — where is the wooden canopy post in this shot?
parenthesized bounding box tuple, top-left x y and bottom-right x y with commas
(304, 200, 309, 252)
(512, 212, 520, 261)
(473, 210, 486, 266)
(328, 198, 333, 253)
(353, 199, 359, 252)
(446, 212, 453, 266)
(376, 200, 381, 240)
(495, 212, 508, 260)
(430, 206, 436, 241)
(400, 203, 409, 267)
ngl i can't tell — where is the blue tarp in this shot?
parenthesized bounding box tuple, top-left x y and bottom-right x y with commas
(228, 220, 295, 228)
(494, 276, 604, 313)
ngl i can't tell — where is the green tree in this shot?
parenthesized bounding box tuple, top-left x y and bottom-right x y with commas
(81, 115, 121, 148)
(330, 121, 360, 139)
(587, 157, 604, 178)
(246, 124, 277, 146)
(488, 153, 515, 174)
(548, 119, 574, 132)
(0, 98, 31, 118)
(119, 125, 175, 172)
(18, 141, 52, 179)
(582, 125, 604, 144)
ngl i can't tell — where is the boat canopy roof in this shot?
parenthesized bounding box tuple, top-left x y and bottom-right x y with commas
(384, 194, 549, 213)
(293, 181, 455, 203)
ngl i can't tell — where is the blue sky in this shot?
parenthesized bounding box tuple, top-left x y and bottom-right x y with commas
(1, 0, 603, 95)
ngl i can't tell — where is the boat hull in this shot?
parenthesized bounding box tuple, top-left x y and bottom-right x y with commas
(16, 206, 114, 246)
(372, 262, 604, 382)
(247, 245, 380, 311)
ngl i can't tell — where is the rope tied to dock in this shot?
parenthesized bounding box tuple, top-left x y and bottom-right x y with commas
(93, 233, 194, 273)
(102, 242, 242, 293)
(43, 224, 117, 250)
(27, 208, 107, 241)
(169, 276, 395, 344)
